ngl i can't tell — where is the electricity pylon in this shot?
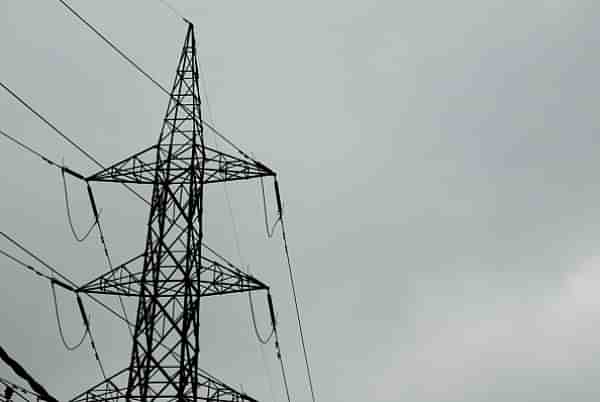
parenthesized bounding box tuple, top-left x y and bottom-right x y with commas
(71, 22, 274, 402)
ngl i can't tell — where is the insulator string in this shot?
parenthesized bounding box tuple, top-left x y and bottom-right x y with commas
(50, 281, 88, 351)
(61, 168, 98, 242)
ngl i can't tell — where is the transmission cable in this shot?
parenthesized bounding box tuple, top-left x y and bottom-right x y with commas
(0, 231, 75, 288)
(0, 231, 128, 378)
(1, 81, 223, 264)
(0, 127, 59, 168)
(75, 295, 109, 380)
(0, 80, 133, 337)
(0, 377, 36, 402)
(0, 248, 61, 285)
(0, 253, 88, 355)
(156, 0, 186, 21)
(275, 180, 317, 402)
(0, 230, 130, 325)
(265, 291, 292, 402)
(200, 64, 278, 401)
(0, 345, 59, 402)
(55, 0, 259, 164)
(1, 87, 239, 324)
(0, 81, 103, 169)
(2, 126, 101, 243)
(85, 184, 134, 338)
(0, 80, 157, 213)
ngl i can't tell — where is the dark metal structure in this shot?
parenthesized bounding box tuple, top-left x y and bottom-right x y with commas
(70, 23, 274, 402)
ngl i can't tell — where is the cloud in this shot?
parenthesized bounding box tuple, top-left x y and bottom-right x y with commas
(374, 256, 600, 402)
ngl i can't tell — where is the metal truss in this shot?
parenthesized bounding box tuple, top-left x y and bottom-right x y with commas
(73, 23, 271, 402)
(87, 144, 273, 185)
(70, 367, 257, 402)
(78, 252, 268, 297)
(0, 378, 42, 402)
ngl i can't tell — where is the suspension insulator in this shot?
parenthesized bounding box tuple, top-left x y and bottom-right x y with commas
(267, 292, 277, 329)
(76, 295, 90, 329)
(86, 185, 100, 221)
(274, 179, 283, 217)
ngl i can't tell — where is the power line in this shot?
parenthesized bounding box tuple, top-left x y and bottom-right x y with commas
(85, 184, 134, 338)
(0, 248, 58, 285)
(0, 231, 76, 288)
(267, 293, 292, 402)
(155, 0, 186, 21)
(203, 56, 279, 399)
(0, 81, 103, 169)
(0, 82, 235, 268)
(55, 0, 262, 165)
(0, 230, 135, 347)
(276, 181, 318, 402)
(2, 11, 307, 401)
(0, 127, 59, 168)
(0, 345, 59, 402)
(0, 80, 160, 212)
(76, 295, 108, 380)
(0, 376, 40, 402)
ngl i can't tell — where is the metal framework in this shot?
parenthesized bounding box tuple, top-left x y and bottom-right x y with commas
(70, 23, 274, 402)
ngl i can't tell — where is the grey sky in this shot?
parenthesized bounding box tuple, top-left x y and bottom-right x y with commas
(2, 1, 600, 401)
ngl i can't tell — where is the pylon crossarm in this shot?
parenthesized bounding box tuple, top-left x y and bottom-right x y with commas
(78, 253, 268, 297)
(87, 143, 273, 185)
(77, 252, 145, 296)
(70, 367, 259, 402)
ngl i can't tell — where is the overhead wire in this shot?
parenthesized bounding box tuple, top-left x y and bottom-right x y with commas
(4, 5, 310, 400)
(0, 81, 135, 337)
(0, 80, 156, 214)
(0, 230, 131, 326)
(266, 291, 292, 402)
(0, 124, 138, 343)
(0, 346, 59, 402)
(0, 377, 37, 402)
(156, 0, 186, 21)
(276, 181, 318, 402)
(0, 248, 59, 285)
(0, 78, 227, 265)
(61, 168, 98, 242)
(2, 126, 101, 243)
(86, 184, 134, 339)
(0, 231, 75, 288)
(0, 81, 231, 343)
(0, 127, 59, 168)
(76, 295, 108, 380)
(55, 0, 260, 164)
(0, 231, 113, 379)
(197, 46, 278, 402)
(0, 21, 265, 276)
(0, 81, 103, 169)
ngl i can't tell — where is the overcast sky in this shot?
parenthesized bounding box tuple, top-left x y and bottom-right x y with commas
(2, 1, 600, 401)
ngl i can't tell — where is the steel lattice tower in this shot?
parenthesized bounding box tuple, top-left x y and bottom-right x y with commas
(69, 23, 274, 402)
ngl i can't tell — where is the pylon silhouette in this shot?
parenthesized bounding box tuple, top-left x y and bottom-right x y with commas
(72, 22, 273, 402)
